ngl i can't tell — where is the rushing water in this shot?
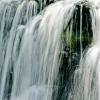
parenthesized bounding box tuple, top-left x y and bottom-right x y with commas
(67, 1, 100, 100)
(0, 0, 100, 100)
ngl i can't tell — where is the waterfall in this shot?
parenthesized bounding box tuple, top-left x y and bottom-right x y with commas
(0, 1, 38, 100)
(0, 0, 100, 100)
(0, 0, 76, 100)
(66, 1, 100, 100)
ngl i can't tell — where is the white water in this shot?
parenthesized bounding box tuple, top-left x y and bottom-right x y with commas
(1, 0, 100, 100)
(67, 1, 100, 100)
(0, 0, 75, 100)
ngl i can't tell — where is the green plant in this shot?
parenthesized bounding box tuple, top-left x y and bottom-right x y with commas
(61, 27, 92, 52)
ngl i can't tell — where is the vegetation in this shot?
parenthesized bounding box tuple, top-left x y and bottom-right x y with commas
(61, 27, 92, 52)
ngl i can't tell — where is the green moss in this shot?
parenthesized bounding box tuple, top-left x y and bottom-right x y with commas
(61, 27, 92, 52)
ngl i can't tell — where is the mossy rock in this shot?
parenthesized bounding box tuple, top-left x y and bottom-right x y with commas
(61, 27, 92, 52)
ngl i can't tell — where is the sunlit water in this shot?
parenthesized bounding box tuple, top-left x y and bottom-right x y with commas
(0, 0, 100, 100)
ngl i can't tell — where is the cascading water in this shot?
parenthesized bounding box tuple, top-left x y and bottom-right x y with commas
(0, 0, 100, 100)
(67, 1, 100, 100)
(0, 1, 38, 99)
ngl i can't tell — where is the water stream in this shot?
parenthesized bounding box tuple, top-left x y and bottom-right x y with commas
(0, 0, 100, 100)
